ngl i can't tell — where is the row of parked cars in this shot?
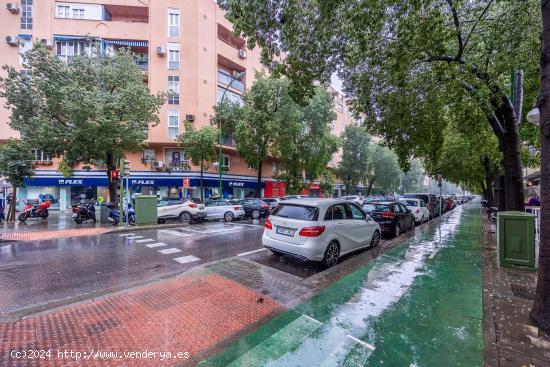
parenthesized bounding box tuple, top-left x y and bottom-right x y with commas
(261, 193, 474, 268)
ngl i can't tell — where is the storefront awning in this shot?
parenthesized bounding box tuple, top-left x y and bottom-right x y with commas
(53, 35, 100, 41)
(104, 39, 148, 47)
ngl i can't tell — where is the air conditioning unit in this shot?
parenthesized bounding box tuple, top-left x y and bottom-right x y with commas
(5, 36, 19, 46)
(6, 3, 19, 14)
(156, 46, 165, 56)
(40, 38, 54, 49)
(185, 114, 195, 122)
(153, 160, 164, 169)
(238, 49, 247, 59)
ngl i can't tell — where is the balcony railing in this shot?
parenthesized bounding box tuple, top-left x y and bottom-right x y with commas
(167, 162, 190, 172)
(222, 135, 236, 147)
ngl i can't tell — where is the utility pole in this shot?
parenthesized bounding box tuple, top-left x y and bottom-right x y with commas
(438, 175, 443, 217)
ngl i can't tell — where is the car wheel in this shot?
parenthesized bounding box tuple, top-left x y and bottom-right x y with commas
(370, 230, 381, 248)
(179, 212, 192, 223)
(410, 219, 415, 231)
(224, 211, 235, 222)
(158, 218, 166, 224)
(322, 241, 340, 268)
(252, 210, 260, 219)
(393, 223, 401, 238)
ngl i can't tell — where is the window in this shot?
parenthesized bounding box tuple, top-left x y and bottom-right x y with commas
(167, 43, 180, 69)
(247, 162, 256, 170)
(272, 161, 278, 173)
(324, 206, 333, 221)
(335, 100, 343, 113)
(222, 155, 231, 170)
(72, 8, 85, 19)
(167, 76, 180, 104)
(56, 5, 70, 18)
(142, 149, 155, 162)
(19, 38, 32, 66)
(217, 86, 243, 105)
(218, 69, 245, 92)
(168, 9, 180, 37)
(21, 0, 32, 29)
(55, 41, 92, 63)
(271, 204, 319, 221)
(168, 110, 179, 139)
(348, 204, 365, 220)
(32, 149, 51, 162)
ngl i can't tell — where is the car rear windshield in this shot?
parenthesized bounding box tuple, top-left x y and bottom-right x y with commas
(362, 203, 390, 212)
(400, 200, 419, 206)
(271, 204, 319, 221)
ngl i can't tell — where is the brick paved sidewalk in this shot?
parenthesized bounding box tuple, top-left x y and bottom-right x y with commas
(0, 272, 283, 366)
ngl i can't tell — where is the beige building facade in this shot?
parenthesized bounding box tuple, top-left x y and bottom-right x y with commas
(0, 0, 352, 209)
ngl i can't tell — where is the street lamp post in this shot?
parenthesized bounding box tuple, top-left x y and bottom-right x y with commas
(217, 71, 245, 198)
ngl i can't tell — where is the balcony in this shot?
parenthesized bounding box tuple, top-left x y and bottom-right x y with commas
(218, 69, 245, 92)
(222, 135, 236, 147)
(166, 162, 190, 172)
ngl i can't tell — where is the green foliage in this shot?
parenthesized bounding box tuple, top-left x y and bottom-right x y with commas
(177, 124, 219, 171)
(0, 139, 35, 187)
(367, 143, 402, 194)
(337, 124, 371, 193)
(401, 159, 425, 193)
(319, 170, 336, 197)
(0, 43, 165, 174)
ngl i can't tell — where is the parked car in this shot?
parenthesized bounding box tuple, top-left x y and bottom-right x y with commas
(261, 197, 284, 210)
(262, 198, 381, 267)
(157, 199, 207, 224)
(283, 195, 310, 199)
(398, 198, 430, 224)
(362, 201, 415, 238)
(403, 193, 439, 219)
(235, 198, 270, 219)
(341, 195, 364, 206)
(204, 200, 245, 222)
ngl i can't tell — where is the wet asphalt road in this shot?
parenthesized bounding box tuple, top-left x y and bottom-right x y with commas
(0, 220, 268, 316)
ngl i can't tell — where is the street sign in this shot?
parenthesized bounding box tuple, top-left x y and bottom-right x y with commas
(183, 178, 190, 188)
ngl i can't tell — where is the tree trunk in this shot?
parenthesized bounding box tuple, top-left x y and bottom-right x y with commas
(200, 156, 204, 202)
(366, 178, 375, 197)
(498, 175, 506, 211)
(482, 157, 495, 207)
(256, 160, 263, 197)
(501, 123, 525, 211)
(531, 0, 550, 332)
(106, 152, 117, 203)
(7, 186, 16, 222)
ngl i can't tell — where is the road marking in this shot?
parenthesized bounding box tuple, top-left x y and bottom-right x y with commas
(180, 227, 240, 235)
(119, 233, 135, 237)
(173, 255, 201, 264)
(158, 248, 182, 255)
(159, 229, 193, 237)
(136, 238, 155, 243)
(237, 248, 267, 257)
(226, 222, 263, 228)
(302, 314, 323, 325)
(125, 235, 144, 240)
(146, 242, 167, 248)
(346, 335, 375, 351)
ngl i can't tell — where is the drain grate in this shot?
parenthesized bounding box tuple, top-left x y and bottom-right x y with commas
(511, 284, 536, 300)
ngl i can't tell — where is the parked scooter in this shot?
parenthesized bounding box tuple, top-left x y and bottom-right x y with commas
(18, 200, 51, 222)
(106, 202, 135, 226)
(72, 202, 96, 224)
(487, 207, 499, 222)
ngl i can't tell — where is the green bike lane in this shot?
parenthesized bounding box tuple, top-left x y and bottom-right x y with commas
(200, 204, 482, 367)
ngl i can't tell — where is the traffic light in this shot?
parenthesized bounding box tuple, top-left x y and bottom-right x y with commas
(120, 159, 130, 177)
(110, 169, 119, 182)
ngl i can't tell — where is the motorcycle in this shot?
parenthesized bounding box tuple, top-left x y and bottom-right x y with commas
(106, 202, 135, 226)
(72, 202, 96, 224)
(487, 207, 499, 222)
(18, 200, 51, 222)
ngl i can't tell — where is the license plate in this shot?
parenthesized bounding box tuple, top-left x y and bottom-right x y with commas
(276, 226, 295, 236)
(71, 213, 77, 218)
(199, 205, 205, 210)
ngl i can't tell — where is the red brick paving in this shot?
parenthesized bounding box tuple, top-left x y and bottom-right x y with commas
(1, 228, 110, 242)
(0, 273, 283, 366)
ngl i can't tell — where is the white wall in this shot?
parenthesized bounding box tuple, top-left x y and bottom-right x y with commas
(55, 2, 103, 20)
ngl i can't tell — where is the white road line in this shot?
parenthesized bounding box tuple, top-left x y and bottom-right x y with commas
(136, 238, 155, 243)
(146, 242, 167, 248)
(302, 314, 323, 325)
(428, 251, 438, 259)
(159, 229, 193, 237)
(125, 235, 144, 240)
(173, 255, 201, 264)
(225, 222, 263, 228)
(237, 248, 267, 257)
(346, 335, 375, 351)
(119, 233, 135, 237)
(158, 248, 182, 255)
(180, 227, 240, 235)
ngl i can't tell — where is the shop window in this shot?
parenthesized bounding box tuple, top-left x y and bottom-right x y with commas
(168, 9, 180, 37)
(168, 110, 179, 139)
(168, 76, 179, 104)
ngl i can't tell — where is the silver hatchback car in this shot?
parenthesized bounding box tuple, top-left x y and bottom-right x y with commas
(262, 198, 381, 267)
(204, 200, 245, 222)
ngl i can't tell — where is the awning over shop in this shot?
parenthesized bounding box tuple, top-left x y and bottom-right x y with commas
(104, 39, 148, 47)
(53, 35, 99, 41)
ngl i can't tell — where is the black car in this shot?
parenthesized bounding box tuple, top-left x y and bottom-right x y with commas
(233, 198, 270, 219)
(362, 201, 415, 238)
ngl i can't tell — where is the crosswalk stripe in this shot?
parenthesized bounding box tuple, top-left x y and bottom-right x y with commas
(125, 235, 144, 240)
(119, 233, 135, 237)
(159, 229, 193, 237)
(182, 227, 239, 234)
(136, 238, 155, 243)
(145, 242, 167, 248)
(173, 255, 201, 264)
(237, 248, 267, 257)
(158, 248, 182, 255)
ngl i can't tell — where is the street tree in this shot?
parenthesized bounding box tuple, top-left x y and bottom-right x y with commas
(531, 0, 550, 333)
(218, 0, 541, 211)
(0, 139, 35, 221)
(401, 160, 425, 194)
(177, 124, 219, 202)
(0, 43, 165, 201)
(337, 124, 371, 194)
(319, 170, 336, 197)
(365, 144, 402, 196)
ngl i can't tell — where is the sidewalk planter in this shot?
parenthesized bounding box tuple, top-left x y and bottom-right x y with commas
(497, 211, 536, 270)
(134, 195, 157, 225)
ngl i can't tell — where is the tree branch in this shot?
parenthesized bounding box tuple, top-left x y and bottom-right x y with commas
(445, 0, 464, 60)
(463, 0, 495, 53)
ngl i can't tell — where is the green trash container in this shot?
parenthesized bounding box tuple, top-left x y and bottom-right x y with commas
(497, 211, 536, 270)
(134, 195, 158, 226)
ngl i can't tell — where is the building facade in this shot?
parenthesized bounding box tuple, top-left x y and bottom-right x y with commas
(0, 0, 353, 210)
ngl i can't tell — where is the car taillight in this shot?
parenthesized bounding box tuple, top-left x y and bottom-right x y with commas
(381, 211, 396, 218)
(261, 204, 269, 209)
(234, 206, 242, 210)
(188, 203, 198, 208)
(299, 226, 325, 237)
(264, 218, 273, 230)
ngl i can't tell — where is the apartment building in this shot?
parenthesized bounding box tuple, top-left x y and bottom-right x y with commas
(0, 0, 353, 210)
